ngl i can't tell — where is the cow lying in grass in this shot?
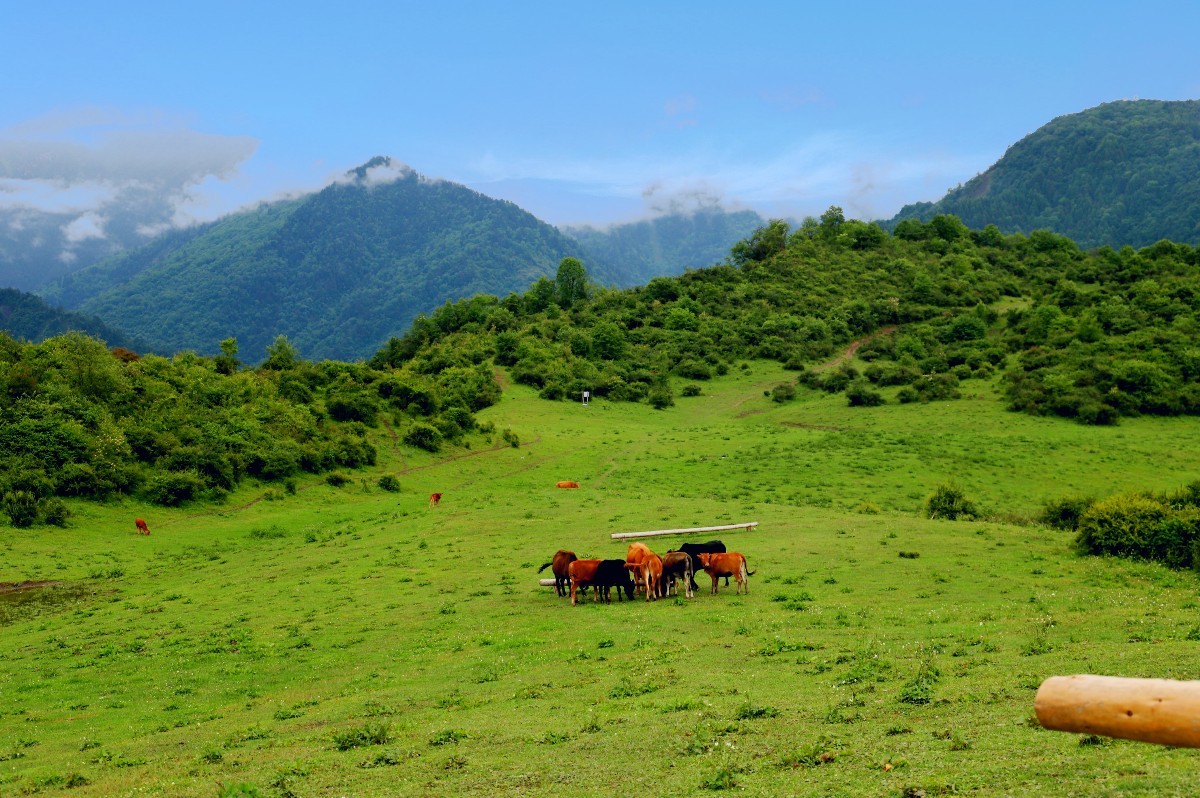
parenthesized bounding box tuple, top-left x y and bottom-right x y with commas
(568, 559, 635, 605)
(696, 552, 754, 595)
(661, 550, 694, 598)
(538, 549, 578, 597)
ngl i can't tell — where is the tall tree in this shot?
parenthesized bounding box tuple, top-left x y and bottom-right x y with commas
(555, 257, 588, 307)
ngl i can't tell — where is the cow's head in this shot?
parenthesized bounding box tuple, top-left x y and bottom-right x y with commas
(696, 553, 712, 568)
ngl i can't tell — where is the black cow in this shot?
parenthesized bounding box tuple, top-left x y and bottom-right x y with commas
(593, 558, 636, 603)
(675, 540, 727, 591)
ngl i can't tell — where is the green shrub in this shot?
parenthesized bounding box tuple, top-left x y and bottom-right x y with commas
(770, 382, 796, 403)
(40, 498, 70, 527)
(1039, 495, 1096, 531)
(681, 384, 702, 397)
(924, 483, 978, 521)
(845, 379, 884, 407)
(1075, 494, 1200, 568)
(404, 423, 442, 452)
(325, 473, 351, 488)
(2, 490, 40, 527)
(648, 386, 675, 409)
(377, 475, 401, 492)
(142, 471, 207, 506)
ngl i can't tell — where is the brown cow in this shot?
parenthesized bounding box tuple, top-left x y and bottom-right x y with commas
(696, 552, 755, 595)
(538, 549, 578, 597)
(134, 518, 150, 535)
(429, 492, 443, 507)
(568, 559, 602, 606)
(625, 542, 664, 601)
(661, 550, 694, 598)
(556, 481, 580, 489)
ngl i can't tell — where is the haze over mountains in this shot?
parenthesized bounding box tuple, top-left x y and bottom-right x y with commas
(2, 99, 1199, 360)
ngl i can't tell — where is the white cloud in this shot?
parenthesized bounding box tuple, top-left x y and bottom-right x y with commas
(0, 107, 260, 252)
(63, 212, 106, 242)
(468, 132, 988, 223)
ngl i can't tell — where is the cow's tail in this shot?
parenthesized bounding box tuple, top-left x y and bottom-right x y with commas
(538, 562, 552, 573)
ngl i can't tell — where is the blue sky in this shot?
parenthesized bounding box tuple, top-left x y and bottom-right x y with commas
(3, 0, 1199, 234)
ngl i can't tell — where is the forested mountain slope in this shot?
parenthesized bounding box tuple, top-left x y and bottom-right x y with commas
(562, 208, 765, 286)
(888, 99, 1200, 249)
(40, 159, 592, 362)
(0, 287, 142, 349)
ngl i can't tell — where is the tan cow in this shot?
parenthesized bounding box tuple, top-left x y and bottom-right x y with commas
(696, 552, 754, 595)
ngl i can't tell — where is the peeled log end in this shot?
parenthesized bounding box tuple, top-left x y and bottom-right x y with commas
(1035, 674, 1200, 748)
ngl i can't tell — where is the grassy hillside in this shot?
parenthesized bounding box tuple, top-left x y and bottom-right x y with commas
(4, 362, 1200, 796)
(888, 99, 1200, 249)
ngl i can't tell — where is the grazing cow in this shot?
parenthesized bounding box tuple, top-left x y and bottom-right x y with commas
(538, 549, 578, 597)
(625, 542, 664, 601)
(555, 481, 580, 489)
(677, 540, 727, 591)
(592, 559, 636, 603)
(661, 550, 694, 598)
(134, 518, 150, 535)
(429, 492, 443, 507)
(696, 552, 755, 595)
(569, 559, 632, 605)
(568, 559, 602, 605)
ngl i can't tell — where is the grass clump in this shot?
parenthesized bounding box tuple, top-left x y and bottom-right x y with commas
(331, 722, 392, 751)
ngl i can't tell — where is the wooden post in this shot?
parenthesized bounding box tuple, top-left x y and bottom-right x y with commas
(611, 522, 758, 540)
(1035, 674, 1200, 748)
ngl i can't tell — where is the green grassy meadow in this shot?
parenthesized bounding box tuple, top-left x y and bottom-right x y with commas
(4, 362, 1200, 796)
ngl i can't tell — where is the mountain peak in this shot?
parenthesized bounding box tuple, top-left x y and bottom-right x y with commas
(346, 156, 416, 184)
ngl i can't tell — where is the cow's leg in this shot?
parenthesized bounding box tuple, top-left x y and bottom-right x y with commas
(570, 579, 578, 606)
(710, 573, 719, 595)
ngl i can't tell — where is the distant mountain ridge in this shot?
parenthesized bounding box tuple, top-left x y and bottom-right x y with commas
(0, 287, 142, 349)
(887, 99, 1200, 249)
(40, 158, 763, 362)
(42, 159, 592, 362)
(562, 208, 765, 285)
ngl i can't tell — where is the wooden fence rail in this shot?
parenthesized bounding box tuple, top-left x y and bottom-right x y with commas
(610, 522, 758, 540)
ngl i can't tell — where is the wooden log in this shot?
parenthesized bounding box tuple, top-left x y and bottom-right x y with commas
(611, 522, 758, 540)
(1035, 674, 1200, 748)
(539, 579, 558, 587)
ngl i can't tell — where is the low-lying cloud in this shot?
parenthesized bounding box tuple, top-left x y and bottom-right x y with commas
(0, 108, 258, 286)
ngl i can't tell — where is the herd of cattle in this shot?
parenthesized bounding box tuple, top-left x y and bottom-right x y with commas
(539, 540, 754, 605)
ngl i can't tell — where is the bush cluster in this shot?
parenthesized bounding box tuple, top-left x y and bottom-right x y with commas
(1073, 482, 1200, 569)
(0, 330, 498, 524)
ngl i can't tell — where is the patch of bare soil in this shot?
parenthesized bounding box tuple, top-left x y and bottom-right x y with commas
(0, 580, 62, 594)
(779, 421, 847, 432)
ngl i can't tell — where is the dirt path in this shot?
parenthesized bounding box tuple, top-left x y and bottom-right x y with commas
(814, 325, 898, 372)
(732, 326, 899, 417)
